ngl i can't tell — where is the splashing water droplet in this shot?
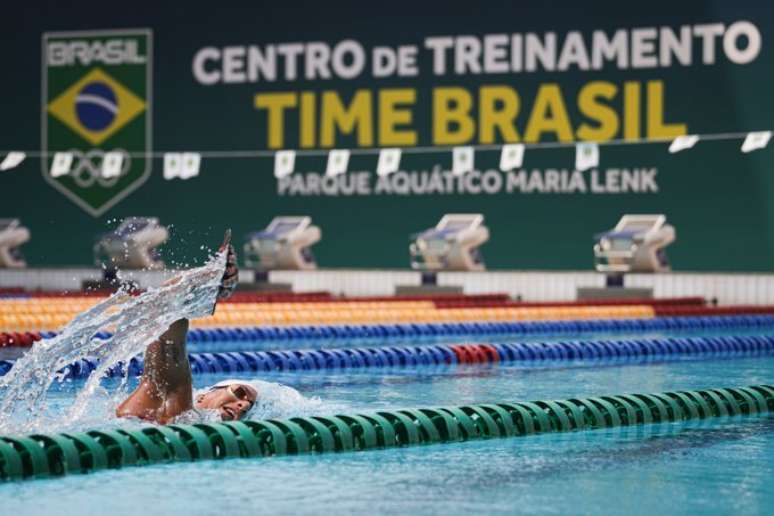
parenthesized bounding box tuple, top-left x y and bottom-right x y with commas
(0, 248, 228, 434)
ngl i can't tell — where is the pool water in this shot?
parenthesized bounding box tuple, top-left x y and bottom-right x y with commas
(185, 326, 774, 353)
(5, 416, 770, 516)
(1, 353, 772, 515)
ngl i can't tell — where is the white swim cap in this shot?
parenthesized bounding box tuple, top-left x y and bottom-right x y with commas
(209, 379, 254, 390)
(202, 379, 322, 421)
(205, 379, 260, 418)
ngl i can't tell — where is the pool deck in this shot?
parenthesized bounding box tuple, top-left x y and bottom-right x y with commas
(2, 268, 774, 304)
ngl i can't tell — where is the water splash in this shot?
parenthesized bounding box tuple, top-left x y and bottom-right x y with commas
(0, 249, 227, 434)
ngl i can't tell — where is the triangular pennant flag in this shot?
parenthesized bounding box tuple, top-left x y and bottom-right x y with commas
(575, 142, 599, 171)
(50, 152, 74, 178)
(181, 152, 201, 179)
(741, 131, 772, 153)
(274, 150, 296, 178)
(668, 135, 699, 153)
(326, 149, 350, 176)
(499, 144, 524, 171)
(452, 146, 474, 176)
(377, 148, 401, 176)
(163, 153, 182, 180)
(101, 151, 124, 178)
(0, 151, 26, 171)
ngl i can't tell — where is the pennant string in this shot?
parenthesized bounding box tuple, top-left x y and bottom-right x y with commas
(3, 129, 770, 159)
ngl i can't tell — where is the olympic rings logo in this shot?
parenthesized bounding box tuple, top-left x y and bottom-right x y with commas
(64, 148, 132, 188)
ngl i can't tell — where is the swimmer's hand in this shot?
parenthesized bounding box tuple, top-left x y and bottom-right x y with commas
(217, 230, 239, 301)
(160, 230, 237, 299)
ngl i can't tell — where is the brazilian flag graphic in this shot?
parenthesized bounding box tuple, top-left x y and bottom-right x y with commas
(42, 29, 152, 216)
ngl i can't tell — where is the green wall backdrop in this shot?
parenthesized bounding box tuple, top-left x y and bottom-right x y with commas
(1, 1, 773, 271)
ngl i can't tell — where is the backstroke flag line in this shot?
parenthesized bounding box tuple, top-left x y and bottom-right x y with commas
(669, 135, 699, 153)
(452, 146, 474, 176)
(499, 144, 525, 172)
(274, 150, 296, 178)
(377, 148, 401, 176)
(326, 149, 350, 177)
(0, 152, 25, 171)
(575, 142, 599, 171)
(741, 131, 772, 153)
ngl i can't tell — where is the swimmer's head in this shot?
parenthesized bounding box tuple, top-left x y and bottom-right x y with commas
(195, 380, 258, 421)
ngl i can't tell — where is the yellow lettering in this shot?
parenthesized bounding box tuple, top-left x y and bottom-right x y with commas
(479, 86, 520, 143)
(320, 90, 373, 147)
(379, 89, 417, 146)
(576, 81, 619, 141)
(524, 84, 573, 142)
(300, 91, 316, 148)
(433, 87, 475, 145)
(623, 82, 640, 140)
(254, 92, 297, 149)
(647, 80, 686, 139)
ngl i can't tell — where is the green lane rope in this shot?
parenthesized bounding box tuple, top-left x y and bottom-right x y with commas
(0, 384, 772, 482)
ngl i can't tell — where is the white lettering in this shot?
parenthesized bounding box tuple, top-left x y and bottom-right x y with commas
(659, 26, 692, 66)
(222, 46, 246, 83)
(694, 23, 725, 64)
(455, 36, 482, 74)
(591, 30, 628, 69)
(372, 47, 397, 77)
(247, 46, 276, 81)
(425, 36, 454, 75)
(723, 20, 761, 64)
(305, 42, 331, 79)
(631, 28, 658, 68)
(397, 45, 419, 76)
(192, 47, 221, 85)
(525, 32, 556, 71)
(557, 31, 590, 70)
(331, 40, 365, 79)
(277, 43, 304, 80)
(483, 34, 510, 73)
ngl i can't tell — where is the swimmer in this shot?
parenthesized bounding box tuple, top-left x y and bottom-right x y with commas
(116, 235, 257, 424)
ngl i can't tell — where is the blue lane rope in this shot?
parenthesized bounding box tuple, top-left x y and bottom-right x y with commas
(3, 333, 772, 380)
(29, 314, 774, 350)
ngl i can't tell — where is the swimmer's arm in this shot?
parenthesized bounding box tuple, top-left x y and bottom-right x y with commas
(142, 319, 192, 390)
(163, 275, 182, 287)
(116, 319, 193, 423)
